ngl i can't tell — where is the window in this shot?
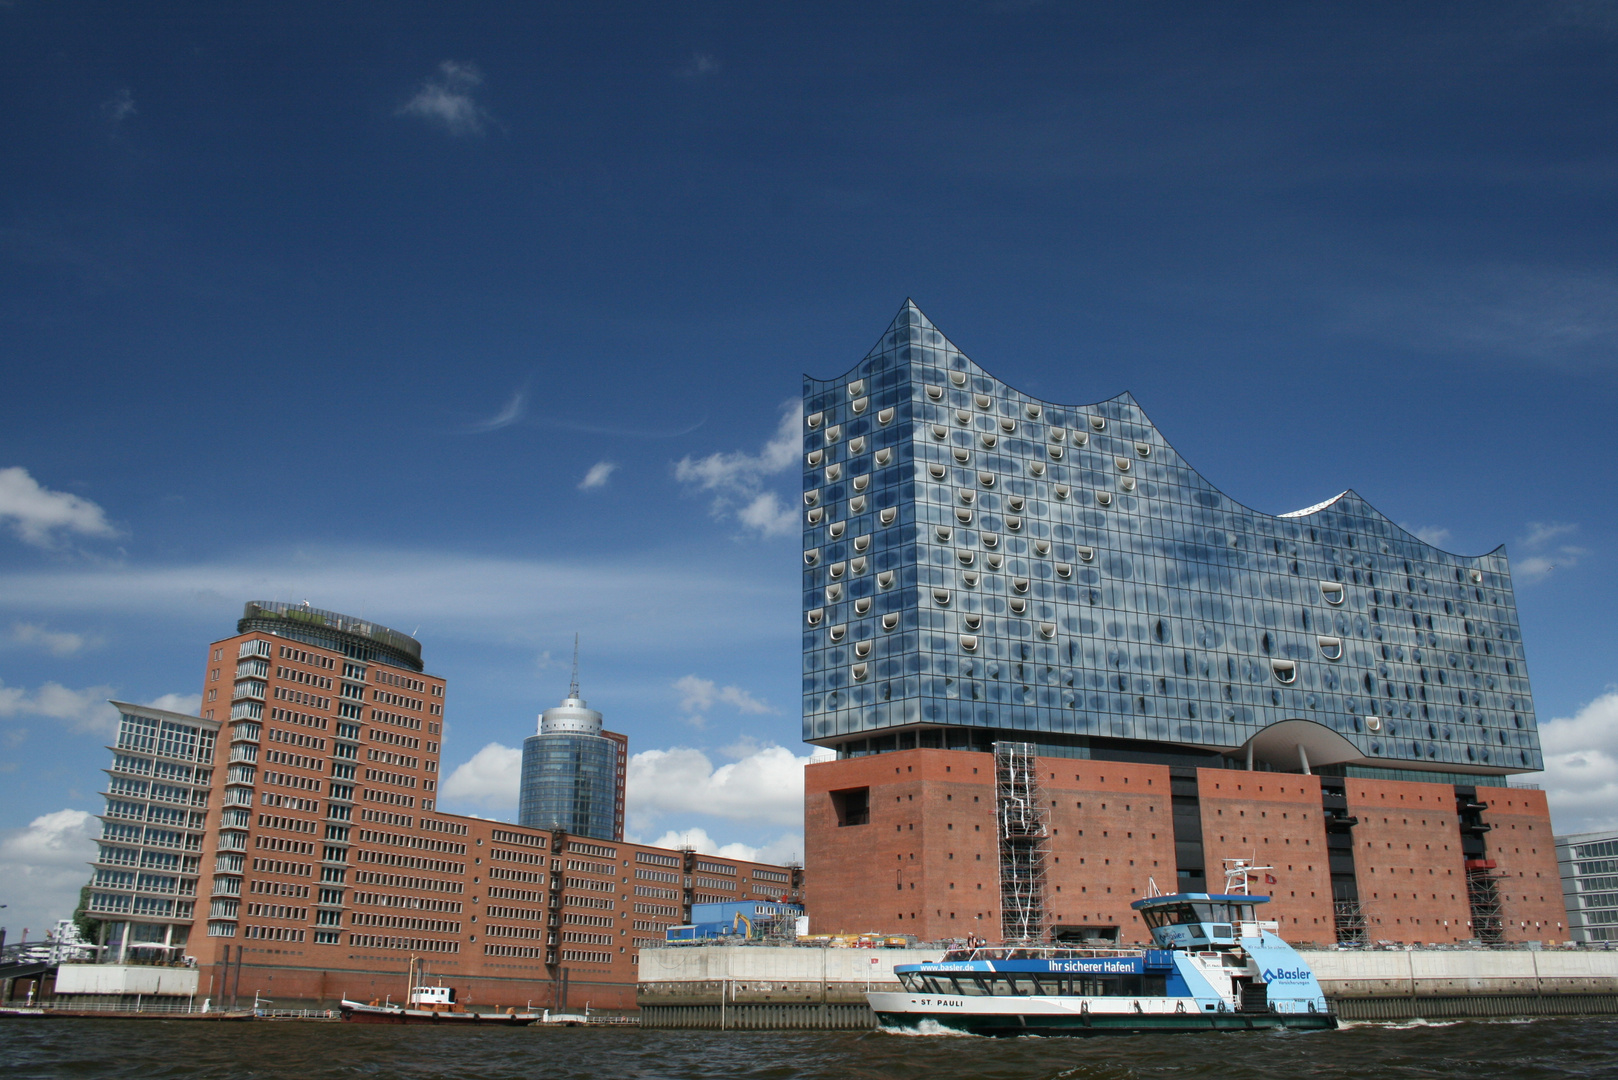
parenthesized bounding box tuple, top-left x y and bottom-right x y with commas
(1318, 636, 1343, 661)
(999, 418, 1016, 433)
(926, 385, 944, 401)
(1056, 563, 1072, 578)
(848, 379, 865, 397)
(1271, 660, 1297, 684)
(825, 583, 843, 602)
(851, 663, 869, 681)
(1115, 457, 1131, 472)
(964, 614, 982, 630)
(825, 425, 841, 443)
(955, 409, 971, 425)
(853, 474, 870, 492)
(982, 534, 999, 549)
(979, 433, 997, 448)
(853, 534, 870, 552)
(805, 549, 820, 566)
(950, 370, 968, 387)
(1012, 577, 1030, 593)
(877, 571, 895, 588)
(828, 561, 845, 579)
(953, 448, 971, 464)
(1097, 492, 1114, 506)
(875, 448, 893, 466)
(831, 787, 870, 826)
(1033, 540, 1050, 556)
(929, 463, 947, 479)
(853, 598, 871, 615)
(956, 508, 973, 524)
(974, 393, 992, 409)
(1320, 582, 1345, 605)
(854, 640, 872, 657)
(962, 571, 979, 586)
(933, 588, 951, 606)
(804, 490, 819, 506)
(957, 547, 974, 562)
(1121, 476, 1136, 491)
(828, 522, 845, 538)
(829, 624, 847, 643)
(848, 435, 866, 454)
(1040, 622, 1057, 639)
(806, 449, 823, 466)
(1136, 442, 1152, 458)
(1030, 461, 1046, 476)
(806, 609, 823, 626)
(882, 613, 899, 631)
(978, 471, 995, 487)
(849, 495, 867, 512)
(1049, 446, 1064, 460)
(1090, 416, 1106, 431)
(807, 507, 824, 524)
(960, 635, 979, 652)
(1054, 485, 1070, 500)
(1006, 515, 1022, 531)
(1026, 403, 1042, 419)
(1366, 716, 1384, 732)
(851, 397, 868, 414)
(878, 407, 895, 425)
(807, 412, 823, 429)
(959, 489, 975, 504)
(1078, 547, 1095, 561)
(931, 424, 948, 440)
(825, 463, 842, 482)
(936, 526, 952, 542)
(880, 508, 897, 525)
(1009, 598, 1027, 614)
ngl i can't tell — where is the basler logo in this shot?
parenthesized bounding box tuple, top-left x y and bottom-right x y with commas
(1263, 968, 1311, 982)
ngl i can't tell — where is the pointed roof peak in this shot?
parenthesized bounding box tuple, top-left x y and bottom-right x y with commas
(886, 297, 936, 335)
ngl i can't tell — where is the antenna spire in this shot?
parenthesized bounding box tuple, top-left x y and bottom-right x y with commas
(569, 634, 580, 699)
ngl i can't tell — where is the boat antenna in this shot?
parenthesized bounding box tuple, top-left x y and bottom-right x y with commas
(569, 634, 580, 699)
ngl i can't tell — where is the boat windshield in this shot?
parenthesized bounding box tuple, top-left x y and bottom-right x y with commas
(897, 971, 1168, 997)
(1138, 902, 1255, 929)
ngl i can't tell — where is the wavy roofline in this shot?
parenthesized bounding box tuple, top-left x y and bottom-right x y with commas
(806, 299, 1511, 563)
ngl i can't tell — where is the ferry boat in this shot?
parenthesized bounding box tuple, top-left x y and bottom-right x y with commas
(340, 961, 542, 1025)
(869, 865, 1336, 1036)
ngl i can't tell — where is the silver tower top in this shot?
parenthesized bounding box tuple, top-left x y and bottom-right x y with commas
(538, 635, 602, 735)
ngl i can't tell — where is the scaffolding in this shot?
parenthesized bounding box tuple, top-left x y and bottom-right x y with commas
(1332, 899, 1369, 945)
(994, 742, 1049, 944)
(1466, 860, 1505, 945)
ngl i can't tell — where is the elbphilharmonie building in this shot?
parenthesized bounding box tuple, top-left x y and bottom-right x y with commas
(803, 302, 1561, 947)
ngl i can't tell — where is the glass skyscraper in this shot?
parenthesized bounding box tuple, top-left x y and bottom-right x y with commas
(518, 683, 626, 841)
(801, 301, 1541, 779)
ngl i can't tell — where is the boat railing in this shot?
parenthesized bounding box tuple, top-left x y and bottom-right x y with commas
(939, 946, 1146, 962)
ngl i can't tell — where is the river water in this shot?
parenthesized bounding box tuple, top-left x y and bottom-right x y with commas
(4, 1018, 1616, 1079)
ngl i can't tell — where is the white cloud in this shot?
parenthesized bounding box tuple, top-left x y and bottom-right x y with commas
(1541, 690, 1618, 835)
(627, 742, 831, 830)
(645, 826, 802, 867)
(0, 809, 99, 936)
(398, 60, 491, 137)
(144, 692, 201, 716)
(1516, 521, 1587, 583)
(578, 461, 618, 491)
(1407, 525, 1452, 548)
(467, 387, 526, 433)
(674, 402, 801, 536)
(0, 679, 118, 734)
(0, 466, 118, 548)
(10, 622, 90, 657)
(441, 742, 523, 813)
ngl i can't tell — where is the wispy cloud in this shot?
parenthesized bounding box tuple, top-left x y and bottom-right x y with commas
(1515, 521, 1586, 583)
(672, 675, 774, 730)
(145, 692, 201, 716)
(398, 61, 492, 137)
(101, 88, 135, 123)
(1404, 525, 1452, 549)
(441, 741, 523, 813)
(0, 679, 119, 734)
(0, 467, 118, 548)
(627, 743, 831, 832)
(466, 387, 526, 433)
(643, 826, 802, 866)
(9, 622, 92, 657)
(578, 461, 618, 490)
(674, 402, 801, 536)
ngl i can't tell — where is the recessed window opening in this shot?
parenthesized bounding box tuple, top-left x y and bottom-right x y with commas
(853, 534, 871, 552)
(825, 425, 841, 443)
(1040, 622, 1057, 639)
(1050, 428, 1066, 443)
(1050, 446, 1064, 460)
(964, 614, 982, 630)
(1115, 457, 1131, 472)
(959, 489, 975, 504)
(807, 608, 823, 626)
(928, 464, 947, 479)
(1318, 636, 1343, 660)
(955, 409, 971, 425)
(935, 526, 952, 542)
(1320, 582, 1345, 605)
(807, 507, 825, 524)
(980, 433, 998, 448)
(875, 448, 893, 466)
(962, 571, 980, 586)
(978, 471, 995, 487)
(956, 508, 973, 524)
(982, 533, 999, 549)
(1271, 660, 1297, 685)
(850, 556, 867, 573)
(931, 424, 948, 441)
(825, 583, 843, 602)
(1012, 577, 1030, 594)
(877, 571, 895, 588)
(1008, 495, 1025, 510)
(1073, 432, 1089, 447)
(1026, 403, 1043, 419)
(999, 418, 1016, 433)
(1006, 515, 1023, 531)
(933, 589, 952, 606)
(853, 598, 871, 615)
(826, 463, 842, 482)
(851, 397, 868, 414)
(1096, 492, 1114, 506)
(804, 549, 820, 566)
(877, 407, 895, 425)
(880, 508, 897, 525)
(986, 553, 1004, 569)
(851, 663, 868, 681)
(1054, 485, 1071, 500)
(1056, 563, 1072, 578)
(1077, 547, 1095, 562)
(1366, 716, 1383, 732)
(854, 640, 872, 658)
(1030, 462, 1046, 476)
(807, 449, 824, 467)
(1468, 569, 1483, 584)
(1090, 416, 1106, 431)
(926, 385, 944, 401)
(1009, 598, 1027, 614)
(804, 490, 820, 506)
(853, 474, 870, 492)
(882, 613, 899, 631)
(960, 635, 979, 652)
(807, 412, 823, 429)
(849, 436, 866, 454)
(953, 448, 971, 464)
(848, 379, 865, 397)
(850, 495, 867, 512)
(828, 522, 845, 538)
(1136, 442, 1151, 458)
(974, 393, 992, 409)
(829, 624, 846, 643)
(1121, 477, 1136, 491)
(950, 370, 968, 387)
(1034, 540, 1051, 555)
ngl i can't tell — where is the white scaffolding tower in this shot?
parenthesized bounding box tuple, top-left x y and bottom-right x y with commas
(995, 742, 1049, 944)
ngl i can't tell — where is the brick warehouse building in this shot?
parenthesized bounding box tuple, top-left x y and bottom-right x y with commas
(800, 302, 1563, 947)
(83, 602, 802, 1011)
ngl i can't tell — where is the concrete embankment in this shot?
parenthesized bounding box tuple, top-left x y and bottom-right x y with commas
(636, 946, 1618, 1029)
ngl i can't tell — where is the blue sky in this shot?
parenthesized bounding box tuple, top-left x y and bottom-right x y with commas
(2, 2, 1617, 935)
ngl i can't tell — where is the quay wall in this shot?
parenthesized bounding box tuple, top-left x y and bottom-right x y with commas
(636, 946, 1618, 1029)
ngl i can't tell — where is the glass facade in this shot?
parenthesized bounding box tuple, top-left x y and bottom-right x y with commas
(86, 702, 219, 959)
(1558, 832, 1618, 942)
(517, 692, 623, 840)
(801, 301, 1541, 776)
